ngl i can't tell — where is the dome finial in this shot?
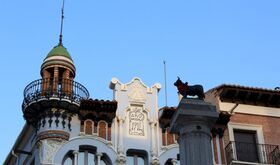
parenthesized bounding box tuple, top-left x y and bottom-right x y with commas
(59, 0, 65, 45)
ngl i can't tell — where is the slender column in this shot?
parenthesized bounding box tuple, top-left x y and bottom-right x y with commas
(84, 151, 88, 165)
(73, 150, 79, 165)
(96, 152, 103, 165)
(216, 137, 222, 164)
(118, 117, 124, 154)
(149, 121, 156, 155)
(150, 120, 160, 165)
(53, 66, 59, 92)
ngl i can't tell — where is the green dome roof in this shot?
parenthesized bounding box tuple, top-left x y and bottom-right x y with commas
(46, 45, 72, 60)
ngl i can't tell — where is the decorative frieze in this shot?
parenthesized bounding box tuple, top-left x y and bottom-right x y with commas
(37, 108, 73, 132)
(36, 130, 70, 142)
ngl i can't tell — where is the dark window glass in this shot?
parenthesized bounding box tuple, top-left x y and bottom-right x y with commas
(234, 130, 259, 162)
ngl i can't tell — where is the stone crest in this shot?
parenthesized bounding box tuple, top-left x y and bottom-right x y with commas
(129, 107, 145, 136)
(128, 79, 146, 103)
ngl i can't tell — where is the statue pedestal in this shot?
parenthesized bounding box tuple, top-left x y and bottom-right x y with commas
(170, 98, 219, 165)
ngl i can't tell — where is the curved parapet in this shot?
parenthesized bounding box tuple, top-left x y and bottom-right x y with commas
(22, 78, 89, 126)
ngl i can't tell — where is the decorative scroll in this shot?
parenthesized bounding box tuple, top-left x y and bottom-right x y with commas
(129, 107, 145, 136)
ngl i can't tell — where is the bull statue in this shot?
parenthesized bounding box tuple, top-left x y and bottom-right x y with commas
(174, 77, 205, 100)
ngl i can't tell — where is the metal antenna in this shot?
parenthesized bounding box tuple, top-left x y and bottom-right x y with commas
(59, 0, 65, 45)
(163, 61, 168, 106)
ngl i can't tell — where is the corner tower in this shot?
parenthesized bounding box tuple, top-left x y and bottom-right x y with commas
(22, 42, 89, 163)
(21, 3, 90, 163)
(22, 0, 89, 131)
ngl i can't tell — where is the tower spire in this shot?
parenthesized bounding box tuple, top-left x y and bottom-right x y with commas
(59, 0, 65, 45)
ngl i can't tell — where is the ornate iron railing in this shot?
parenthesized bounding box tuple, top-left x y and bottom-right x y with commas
(23, 78, 89, 108)
(225, 141, 280, 164)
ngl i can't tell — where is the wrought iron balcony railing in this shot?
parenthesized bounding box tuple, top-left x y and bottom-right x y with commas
(225, 141, 280, 164)
(23, 78, 90, 108)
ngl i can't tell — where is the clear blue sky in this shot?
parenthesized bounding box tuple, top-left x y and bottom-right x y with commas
(0, 0, 280, 163)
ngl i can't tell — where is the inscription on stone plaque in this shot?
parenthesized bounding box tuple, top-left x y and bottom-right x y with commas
(129, 107, 145, 136)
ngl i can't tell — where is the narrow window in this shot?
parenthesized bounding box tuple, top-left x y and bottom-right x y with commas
(85, 120, 93, 135)
(98, 121, 107, 140)
(166, 127, 175, 145)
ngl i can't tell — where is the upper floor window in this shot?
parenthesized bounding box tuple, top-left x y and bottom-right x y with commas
(85, 120, 94, 135)
(225, 123, 278, 164)
(126, 149, 148, 165)
(80, 120, 111, 141)
(62, 146, 111, 165)
(233, 129, 259, 162)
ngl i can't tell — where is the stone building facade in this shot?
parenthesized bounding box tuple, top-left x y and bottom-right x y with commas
(4, 44, 280, 165)
(206, 85, 280, 165)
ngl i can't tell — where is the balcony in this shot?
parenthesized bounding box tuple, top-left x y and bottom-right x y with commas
(22, 78, 90, 110)
(225, 141, 280, 165)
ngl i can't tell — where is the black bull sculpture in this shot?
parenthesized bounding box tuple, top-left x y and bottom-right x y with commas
(174, 77, 205, 100)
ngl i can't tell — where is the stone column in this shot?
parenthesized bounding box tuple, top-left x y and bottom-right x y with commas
(116, 117, 126, 165)
(53, 66, 59, 92)
(150, 120, 159, 165)
(96, 152, 103, 165)
(118, 117, 124, 154)
(73, 150, 79, 165)
(149, 120, 156, 154)
(170, 98, 218, 165)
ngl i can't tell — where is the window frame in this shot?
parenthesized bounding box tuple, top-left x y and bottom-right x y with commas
(126, 149, 148, 165)
(227, 123, 265, 163)
(62, 145, 112, 165)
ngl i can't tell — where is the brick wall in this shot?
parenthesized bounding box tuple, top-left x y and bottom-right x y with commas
(230, 113, 280, 145)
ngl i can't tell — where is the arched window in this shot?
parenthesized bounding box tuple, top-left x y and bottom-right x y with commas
(78, 150, 95, 165)
(126, 149, 148, 165)
(62, 146, 111, 165)
(62, 151, 74, 165)
(85, 120, 93, 135)
(98, 121, 107, 139)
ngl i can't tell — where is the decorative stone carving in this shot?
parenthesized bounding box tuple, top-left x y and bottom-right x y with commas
(128, 79, 146, 103)
(151, 157, 160, 165)
(116, 153, 126, 165)
(39, 139, 65, 164)
(129, 107, 145, 136)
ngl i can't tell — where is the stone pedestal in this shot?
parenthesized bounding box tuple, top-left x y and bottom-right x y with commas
(170, 98, 218, 165)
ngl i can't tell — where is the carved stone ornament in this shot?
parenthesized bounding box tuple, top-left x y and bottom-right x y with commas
(40, 139, 64, 164)
(129, 107, 145, 136)
(116, 153, 126, 165)
(151, 157, 160, 165)
(128, 80, 146, 102)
